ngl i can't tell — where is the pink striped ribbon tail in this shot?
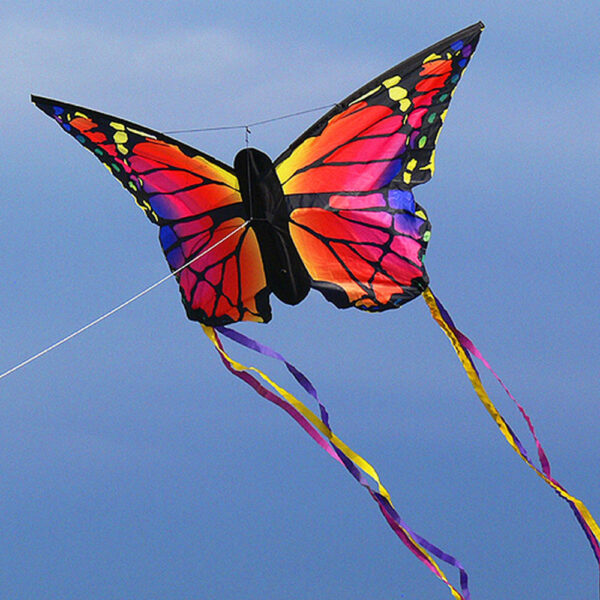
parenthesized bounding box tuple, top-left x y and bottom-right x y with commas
(429, 293, 551, 476)
(424, 288, 600, 566)
(210, 325, 471, 600)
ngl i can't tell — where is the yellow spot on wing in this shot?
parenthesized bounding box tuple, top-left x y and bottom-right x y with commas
(399, 98, 411, 112)
(129, 127, 155, 138)
(402, 157, 419, 185)
(113, 131, 128, 144)
(388, 86, 408, 100)
(110, 121, 125, 131)
(383, 75, 401, 88)
(427, 149, 436, 176)
(423, 52, 442, 63)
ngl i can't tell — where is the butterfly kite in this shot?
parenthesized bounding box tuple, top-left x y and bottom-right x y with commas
(33, 22, 599, 599)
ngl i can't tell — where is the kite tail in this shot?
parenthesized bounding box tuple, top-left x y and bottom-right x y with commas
(422, 287, 600, 566)
(202, 324, 471, 600)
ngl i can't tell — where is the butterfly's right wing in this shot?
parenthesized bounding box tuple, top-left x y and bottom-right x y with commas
(33, 96, 271, 325)
(275, 23, 483, 312)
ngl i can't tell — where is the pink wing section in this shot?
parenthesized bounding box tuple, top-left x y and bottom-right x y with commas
(289, 189, 430, 310)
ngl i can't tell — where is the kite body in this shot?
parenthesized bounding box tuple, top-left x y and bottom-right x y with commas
(234, 147, 311, 306)
(32, 21, 481, 325)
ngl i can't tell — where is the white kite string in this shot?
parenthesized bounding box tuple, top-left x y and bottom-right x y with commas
(0, 220, 251, 382)
(2, 101, 338, 382)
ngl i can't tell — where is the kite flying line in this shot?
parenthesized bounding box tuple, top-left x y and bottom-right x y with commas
(0, 101, 337, 382)
(0, 220, 251, 382)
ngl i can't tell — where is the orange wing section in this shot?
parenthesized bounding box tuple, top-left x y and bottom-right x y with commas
(289, 190, 430, 311)
(276, 23, 483, 196)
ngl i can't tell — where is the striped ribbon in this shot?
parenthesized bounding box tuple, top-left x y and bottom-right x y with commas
(202, 324, 470, 600)
(422, 287, 600, 564)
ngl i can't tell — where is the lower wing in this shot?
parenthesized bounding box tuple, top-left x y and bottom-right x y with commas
(288, 188, 430, 311)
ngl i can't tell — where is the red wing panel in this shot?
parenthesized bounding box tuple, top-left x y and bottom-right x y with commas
(160, 215, 270, 325)
(33, 96, 271, 325)
(276, 23, 483, 195)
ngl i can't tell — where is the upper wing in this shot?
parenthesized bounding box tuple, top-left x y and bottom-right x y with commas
(32, 96, 271, 326)
(274, 22, 483, 311)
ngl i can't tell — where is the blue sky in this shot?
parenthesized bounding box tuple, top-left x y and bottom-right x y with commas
(1, 2, 599, 598)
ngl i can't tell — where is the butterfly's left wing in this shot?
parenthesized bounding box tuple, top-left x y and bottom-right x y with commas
(275, 22, 483, 311)
(33, 96, 271, 326)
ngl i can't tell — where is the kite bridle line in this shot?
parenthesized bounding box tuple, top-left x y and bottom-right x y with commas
(163, 103, 336, 135)
(0, 93, 366, 380)
(0, 219, 251, 382)
(17, 82, 332, 378)
(0, 216, 475, 596)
